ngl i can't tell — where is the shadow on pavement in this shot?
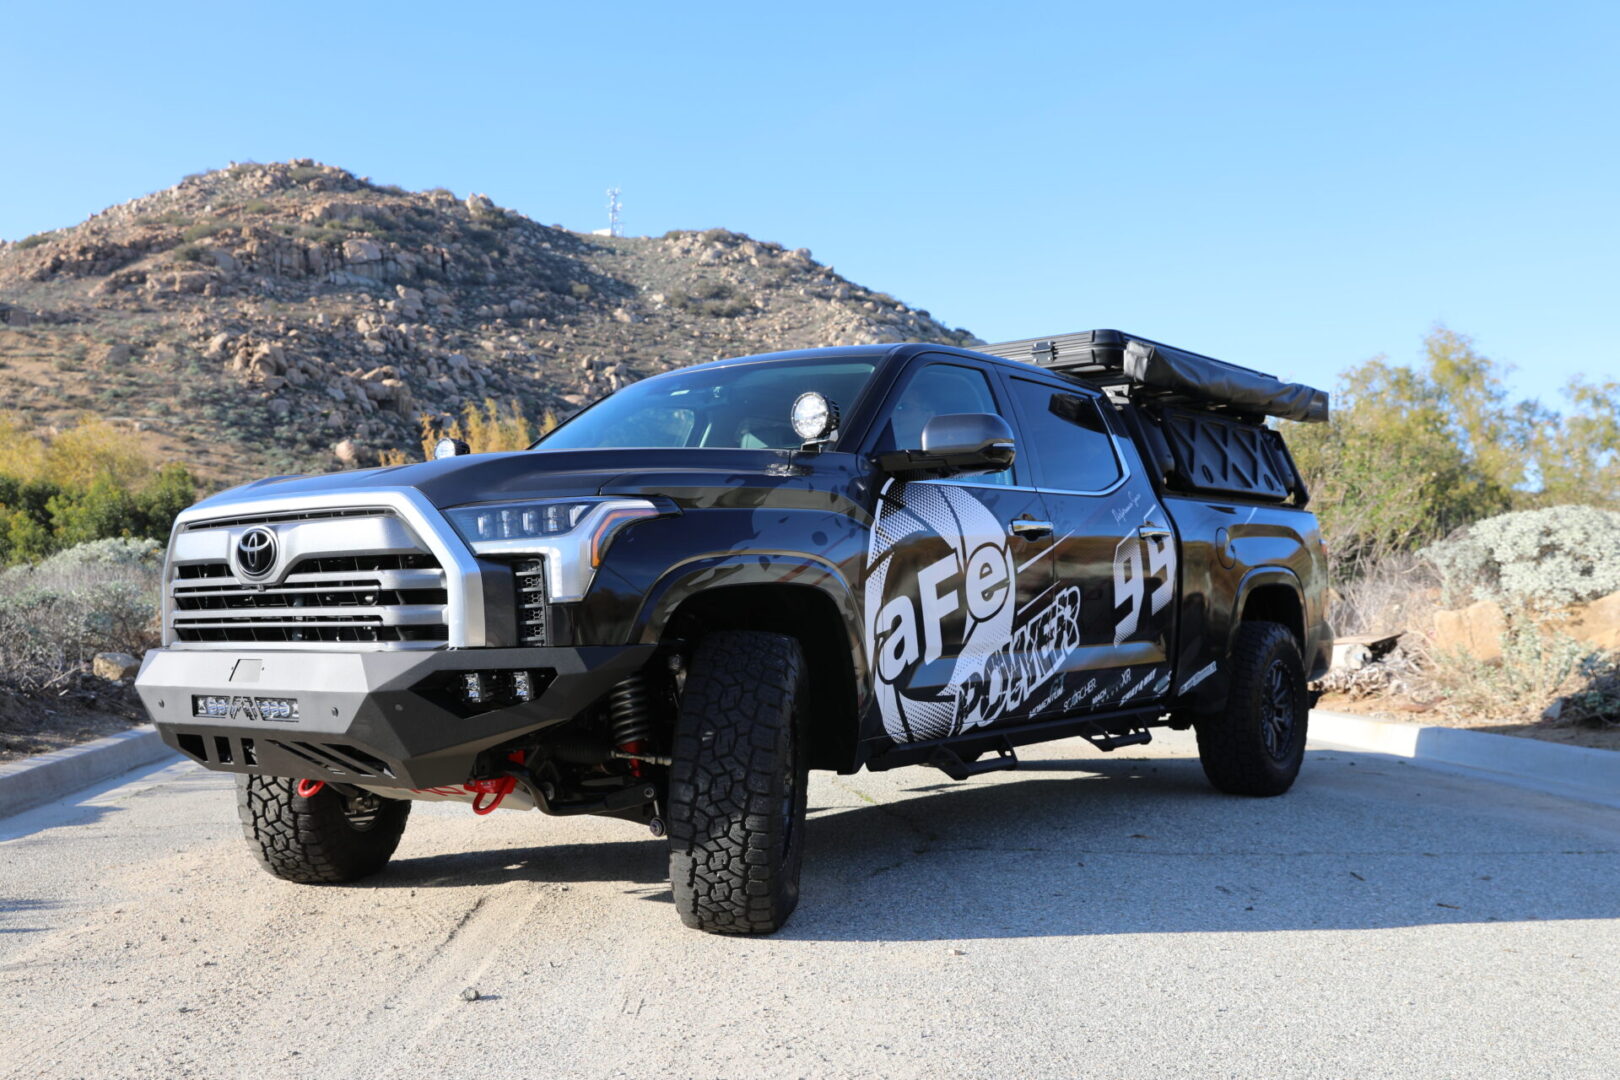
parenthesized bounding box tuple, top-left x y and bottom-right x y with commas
(368, 748, 1620, 941)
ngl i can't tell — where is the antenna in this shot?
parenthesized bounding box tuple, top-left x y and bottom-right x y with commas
(606, 187, 622, 237)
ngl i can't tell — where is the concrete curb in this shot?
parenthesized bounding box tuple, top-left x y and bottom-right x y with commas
(0, 725, 177, 819)
(1309, 709, 1620, 809)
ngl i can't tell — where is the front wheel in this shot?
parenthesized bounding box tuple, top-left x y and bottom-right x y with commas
(237, 775, 411, 883)
(1195, 621, 1308, 797)
(667, 630, 809, 935)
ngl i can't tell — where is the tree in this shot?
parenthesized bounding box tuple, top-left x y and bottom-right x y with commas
(1528, 377, 1620, 507)
(1288, 327, 1515, 574)
(1290, 326, 1618, 577)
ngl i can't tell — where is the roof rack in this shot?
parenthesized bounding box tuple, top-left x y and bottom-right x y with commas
(976, 329, 1329, 423)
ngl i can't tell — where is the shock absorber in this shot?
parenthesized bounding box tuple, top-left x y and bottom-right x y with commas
(608, 673, 657, 776)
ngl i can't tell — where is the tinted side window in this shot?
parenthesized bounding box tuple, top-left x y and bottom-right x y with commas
(1008, 378, 1122, 492)
(875, 363, 1011, 485)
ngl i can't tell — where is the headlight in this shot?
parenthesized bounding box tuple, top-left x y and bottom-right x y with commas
(444, 497, 664, 602)
(446, 500, 600, 545)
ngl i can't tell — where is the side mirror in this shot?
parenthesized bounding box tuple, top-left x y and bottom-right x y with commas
(877, 413, 1016, 476)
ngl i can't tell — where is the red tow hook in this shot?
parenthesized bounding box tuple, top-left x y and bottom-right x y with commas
(464, 751, 527, 816)
(296, 779, 326, 798)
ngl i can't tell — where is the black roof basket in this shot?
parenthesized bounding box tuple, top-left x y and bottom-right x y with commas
(976, 329, 1329, 423)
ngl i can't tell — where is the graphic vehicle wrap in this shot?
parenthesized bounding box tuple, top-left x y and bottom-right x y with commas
(864, 479, 1084, 742)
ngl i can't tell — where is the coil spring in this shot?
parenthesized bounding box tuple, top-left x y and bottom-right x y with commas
(608, 673, 656, 750)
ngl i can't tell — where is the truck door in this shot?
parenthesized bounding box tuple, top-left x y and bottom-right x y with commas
(862, 358, 1057, 744)
(1000, 373, 1178, 716)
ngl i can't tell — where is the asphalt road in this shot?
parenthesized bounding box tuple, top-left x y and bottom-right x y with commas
(2, 727, 1616, 1080)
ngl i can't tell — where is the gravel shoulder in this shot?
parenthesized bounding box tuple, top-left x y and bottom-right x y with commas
(2, 730, 1617, 1080)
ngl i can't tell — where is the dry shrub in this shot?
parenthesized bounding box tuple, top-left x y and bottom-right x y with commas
(0, 413, 48, 480)
(1326, 551, 1438, 637)
(379, 398, 558, 465)
(1415, 616, 1620, 728)
(1323, 505, 1620, 726)
(0, 539, 162, 688)
(0, 411, 156, 489)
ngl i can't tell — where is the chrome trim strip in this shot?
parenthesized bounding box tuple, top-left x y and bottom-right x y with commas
(183, 507, 389, 530)
(164, 488, 484, 649)
(173, 569, 446, 596)
(172, 602, 446, 627)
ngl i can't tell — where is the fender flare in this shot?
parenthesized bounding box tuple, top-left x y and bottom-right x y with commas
(1229, 565, 1305, 651)
(629, 551, 870, 690)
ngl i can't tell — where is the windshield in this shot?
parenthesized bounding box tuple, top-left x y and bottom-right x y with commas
(534, 357, 877, 450)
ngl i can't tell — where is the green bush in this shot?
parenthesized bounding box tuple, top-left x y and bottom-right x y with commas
(0, 464, 195, 566)
(15, 231, 57, 250)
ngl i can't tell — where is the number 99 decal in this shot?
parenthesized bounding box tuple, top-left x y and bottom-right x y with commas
(1112, 527, 1176, 645)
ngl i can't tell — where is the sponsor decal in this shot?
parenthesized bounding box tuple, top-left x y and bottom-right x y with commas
(955, 586, 1082, 729)
(864, 480, 1078, 742)
(862, 481, 1180, 743)
(1179, 660, 1217, 694)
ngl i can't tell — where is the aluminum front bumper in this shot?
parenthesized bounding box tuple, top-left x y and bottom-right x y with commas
(136, 645, 655, 790)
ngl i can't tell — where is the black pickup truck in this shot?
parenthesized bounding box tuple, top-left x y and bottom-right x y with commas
(136, 329, 1332, 934)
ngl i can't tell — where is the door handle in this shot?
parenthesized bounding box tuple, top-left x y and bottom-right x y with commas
(1138, 526, 1172, 540)
(1010, 519, 1054, 540)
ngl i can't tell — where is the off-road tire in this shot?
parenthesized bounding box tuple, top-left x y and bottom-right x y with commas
(1195, 620, 1308, 797)
(236, 775, 411, 883)
(667, 630, 809, 935)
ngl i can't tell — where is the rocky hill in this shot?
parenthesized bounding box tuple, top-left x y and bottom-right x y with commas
(0, 159, 977, 481)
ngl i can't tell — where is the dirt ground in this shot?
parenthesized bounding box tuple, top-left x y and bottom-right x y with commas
(0, 678, 147, 762)
(1317, 691, 1620, 752)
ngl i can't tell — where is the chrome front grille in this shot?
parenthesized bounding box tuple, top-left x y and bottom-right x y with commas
(171, 555, 449, 644)
(166, 506, 456, 650)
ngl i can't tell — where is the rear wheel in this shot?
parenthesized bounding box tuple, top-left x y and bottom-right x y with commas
(667, 630, 809, 935)
(1195, 621, 1308, 796)
(237, 775, 411, 883)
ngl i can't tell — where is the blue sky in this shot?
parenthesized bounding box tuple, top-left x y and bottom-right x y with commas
(3, 1, 1615, 402)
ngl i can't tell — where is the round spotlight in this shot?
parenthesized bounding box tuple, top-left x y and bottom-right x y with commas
(791, 392, 838, 442)
(434, 437, 470, 460)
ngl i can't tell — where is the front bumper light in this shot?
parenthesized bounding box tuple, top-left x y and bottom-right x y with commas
(443, 498, 663, 603)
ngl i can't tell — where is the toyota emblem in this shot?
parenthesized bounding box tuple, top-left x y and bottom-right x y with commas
(236, 527, 278, 579)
